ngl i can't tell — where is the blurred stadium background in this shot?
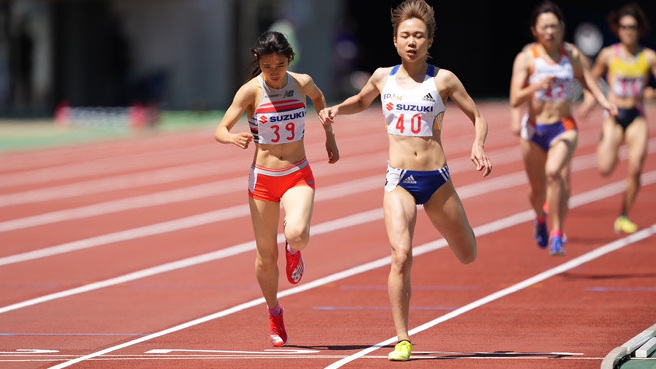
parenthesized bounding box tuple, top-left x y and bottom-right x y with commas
(1, 0, 655, 120)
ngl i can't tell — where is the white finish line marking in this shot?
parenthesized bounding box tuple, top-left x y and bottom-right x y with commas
(146, 348, 320, 355)
(0, 349, 60, 354)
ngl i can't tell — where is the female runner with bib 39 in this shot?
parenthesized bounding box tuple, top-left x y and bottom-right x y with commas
(320, 0, 491, 361)
(215, 31, 339, 347)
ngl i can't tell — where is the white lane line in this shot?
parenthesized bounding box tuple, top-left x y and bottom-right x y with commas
(0, 145, 221, 189)
(0, 350, 589, 363)
(6, 133, 651, 231)
(0, 204, 251, 267)
(0, 147, 526, 266)
(1, 169, 654, 314)
(0, 179, 240, 232)
(0, 120, 382, 180)
(1, 116, 619, 212)
(325, 224, 656, 369)
(0, 152, 385, 231)
(0, 161, 224, 207)
(45, 181, 656, 369)
(0, 146, 614, 271)
(0, 208, 382, 314)
(0, 140, 506, 221)
(0, 177, 381, 267)
(0, 115, 491, 185)
(0, 126, 380, 200)
(0, 129, 214, 173)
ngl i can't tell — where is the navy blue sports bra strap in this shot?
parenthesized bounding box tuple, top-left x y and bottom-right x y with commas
(390, 64, 435, 76)
(427, 64, 436, 77)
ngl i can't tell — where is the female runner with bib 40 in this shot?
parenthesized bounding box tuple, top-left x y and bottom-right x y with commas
(320, 0, 491, 361)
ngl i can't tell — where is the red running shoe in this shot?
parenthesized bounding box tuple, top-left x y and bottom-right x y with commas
(285, 244, 305, 284)
(269, 309, 288, 347)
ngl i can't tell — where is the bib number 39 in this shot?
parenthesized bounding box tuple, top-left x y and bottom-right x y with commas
(271, 122, 296, 143)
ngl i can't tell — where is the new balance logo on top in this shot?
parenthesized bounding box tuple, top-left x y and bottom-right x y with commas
(402, 175, 417, 185)
(422, 93, 435, 102)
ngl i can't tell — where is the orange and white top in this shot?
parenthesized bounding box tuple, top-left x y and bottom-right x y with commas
(249, 73, 306, 144)
(528, 45, 575, 102)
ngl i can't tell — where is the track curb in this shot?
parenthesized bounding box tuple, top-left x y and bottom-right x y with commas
(601, 323, 656, 369)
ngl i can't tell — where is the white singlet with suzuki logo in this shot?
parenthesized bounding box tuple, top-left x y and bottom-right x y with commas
(381, 64, 445, 136)
(249, 73, 306, 144)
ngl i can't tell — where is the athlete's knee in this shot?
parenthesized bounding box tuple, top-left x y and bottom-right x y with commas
(284, 223, 310, 249)
(597, 160, 615, 177)
(627, 158, 645, 177)
(528, 187, 545, 203)
(545, 165, 563, 181)
(598, 166, 613, 177)
(452, 238, 477, 264)
(458, 247, 477, 264)
(256, 250, 278, 269)
(627, 169, 642, 185)
(390, 243, 413, 270)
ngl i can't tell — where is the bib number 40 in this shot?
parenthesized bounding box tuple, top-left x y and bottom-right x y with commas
(396, 114, 422, 134)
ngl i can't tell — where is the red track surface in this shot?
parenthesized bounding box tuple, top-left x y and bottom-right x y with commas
(1, 101, 655, 369)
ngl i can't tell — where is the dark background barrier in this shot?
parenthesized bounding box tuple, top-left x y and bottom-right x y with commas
(1, 0, 655, 118)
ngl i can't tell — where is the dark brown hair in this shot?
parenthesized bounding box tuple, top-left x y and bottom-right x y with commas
(608, 2, 650, 39)
(530, 0, 565, 29)
(247, 31, 296, 80)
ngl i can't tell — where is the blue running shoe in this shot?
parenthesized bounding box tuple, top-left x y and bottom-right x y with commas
(549, 235, 566, 256)
(534, 220, 548, 248)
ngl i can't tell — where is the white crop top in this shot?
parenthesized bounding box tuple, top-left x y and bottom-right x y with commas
(248, 73, 306, 144)
(528, 45, 575, 102)
(380, 64, 445, 137)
